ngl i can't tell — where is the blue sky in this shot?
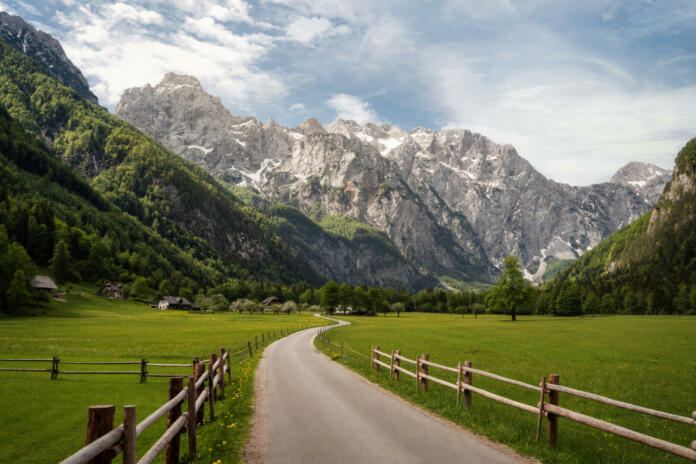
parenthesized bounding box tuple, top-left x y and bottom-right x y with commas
(2, 0, 696, 185)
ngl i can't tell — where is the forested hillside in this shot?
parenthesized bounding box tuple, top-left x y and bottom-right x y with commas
(542, 138, 696, 314)
(0, 37, 321, 286)
(0, 105, 235, 310)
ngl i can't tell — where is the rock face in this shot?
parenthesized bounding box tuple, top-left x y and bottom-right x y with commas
(116, 73, 668, 284)
(610, 161, 672, 205)
(0, 11, 98, 104)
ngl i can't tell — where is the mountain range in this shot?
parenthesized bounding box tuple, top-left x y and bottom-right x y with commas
(115, 73, 671, 286)
(0, 11, 677, 292)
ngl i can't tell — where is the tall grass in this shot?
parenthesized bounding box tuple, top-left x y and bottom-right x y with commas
(316, 313, 696, 464)
(0, 286, 323, 463)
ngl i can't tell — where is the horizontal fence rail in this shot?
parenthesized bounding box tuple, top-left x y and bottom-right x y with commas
(35, 321, 331, 464)
(369, 346, 696, 462)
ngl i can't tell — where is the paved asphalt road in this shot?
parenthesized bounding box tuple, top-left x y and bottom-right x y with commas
(245, 320, 532, 464)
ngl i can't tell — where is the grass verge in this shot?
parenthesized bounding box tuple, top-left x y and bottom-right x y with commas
(315, 313, 696, 464)
(0, 285, 323, 463)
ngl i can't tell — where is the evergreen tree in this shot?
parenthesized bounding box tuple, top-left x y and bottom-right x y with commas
(51, 240, 71, 283)
(6, 269, 30, 314)
(485, 255, 534, 321)
(132, 277, 150, 300)
(582, 291, 600, 314)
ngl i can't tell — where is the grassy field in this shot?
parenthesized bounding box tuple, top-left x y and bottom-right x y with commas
(316, 313, 696, 464)
(0, 286, 325, 463)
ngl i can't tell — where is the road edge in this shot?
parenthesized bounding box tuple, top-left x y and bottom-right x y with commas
(310, 319, 540, 464)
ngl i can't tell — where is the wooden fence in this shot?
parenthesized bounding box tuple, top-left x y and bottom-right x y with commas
(0, 322, 325, 464)
(0, 325, 313, 381)
(370, 346, 696, 462)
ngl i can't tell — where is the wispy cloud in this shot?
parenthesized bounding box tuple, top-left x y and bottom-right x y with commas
(4, 0, 696, 184)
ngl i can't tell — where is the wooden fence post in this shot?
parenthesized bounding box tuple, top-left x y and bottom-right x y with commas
(548, 374, 560, 447)
(420, 354, 429, 391)
(370, 346, 374, 371)
(140, 358, 147, 383)
(248, 341, 253, 358)
(390, 350, 395, 379)
(51, 356, 59, 380)
(464, 361, 472, 408)
(255, 336, 258, 350)
(394, 350, 400, 380)
(164, 377, 183, 464)
(187, 376, 197, 461)
(374, 346, 380, 372)
(219, 349, 226, 399)
(192, 357, 199, 381)
(123, 405, 136, 464)
(194, 363, 204, 424)
(85, 405, 115, 464)
(536, 376, 547, 441)
(208, 354, 216, 421)
(456, 362, 462, 406)
(262, 333, 264, 343)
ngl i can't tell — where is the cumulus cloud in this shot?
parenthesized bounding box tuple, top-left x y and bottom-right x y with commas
(289, 102, 305, 111)
(285, 16, 349, 43)
(326, 94, 380, 124)
(54, 2, 284, 110)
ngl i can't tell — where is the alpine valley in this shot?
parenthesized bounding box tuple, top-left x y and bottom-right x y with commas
(115, 73, 671, 287)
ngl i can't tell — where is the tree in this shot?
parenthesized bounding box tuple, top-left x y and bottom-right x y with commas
(367, 287, 383, 316)
(485, 255, 534, 321)
(337, 283, 353, 312)
(179, 287, 194, 302)
(320, 281, 339, 314)
(132, 277, 150, 300)
(353, 286, 368, 314)
(582, 292, 600, 315)
(210, 294, 229, 312)
(6, 269, 30, 314)
(158, 279, 174, 298)
(282, 300, 297, 314)
(50, 240, 71, 283)
(391, 302, 404, 317)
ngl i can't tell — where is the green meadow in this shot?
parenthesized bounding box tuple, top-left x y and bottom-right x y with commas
(0, 287, 324, 463)
(316, 313, 696, 464)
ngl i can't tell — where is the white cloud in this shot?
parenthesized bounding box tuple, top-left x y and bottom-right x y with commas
(289, 102, 305, 111)
(55, 3, 285, 110)
(424, 32, 695, 184)
(326, 94, 380, 124)
(285, 16, 349, 43)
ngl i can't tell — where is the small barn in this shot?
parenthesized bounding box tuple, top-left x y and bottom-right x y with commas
(157, 296, 194, 310)
(98, 282, 124, 299)
(31, 275, 58, 293)
(261, 296, 280, 306)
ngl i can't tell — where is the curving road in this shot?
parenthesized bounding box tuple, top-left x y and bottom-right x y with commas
(245, 320, 533, 464)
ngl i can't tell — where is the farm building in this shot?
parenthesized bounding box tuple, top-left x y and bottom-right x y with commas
(98, 282, 124, 299)
(261, 296, 280, 306)
(157, 296, 196, 310)
(30, 275, 57, 293)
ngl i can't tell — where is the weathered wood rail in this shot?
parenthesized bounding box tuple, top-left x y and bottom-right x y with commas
(0, 325, 315, 382)
(370, 346, 696, 461)
(17, 322, 327, 464)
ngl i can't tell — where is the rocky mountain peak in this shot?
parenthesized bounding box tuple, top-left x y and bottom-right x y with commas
(610, 161, 673, 204)
(0, 11, 98, 104)
(296, 118, 326, 135)
(156, 72, 203, 92)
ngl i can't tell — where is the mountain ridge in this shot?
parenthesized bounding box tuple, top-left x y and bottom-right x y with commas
(116, 73, 667, 283)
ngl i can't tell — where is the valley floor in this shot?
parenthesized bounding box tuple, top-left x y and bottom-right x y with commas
(315, 313, 696, 464)
(0, 287, 322, 463)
